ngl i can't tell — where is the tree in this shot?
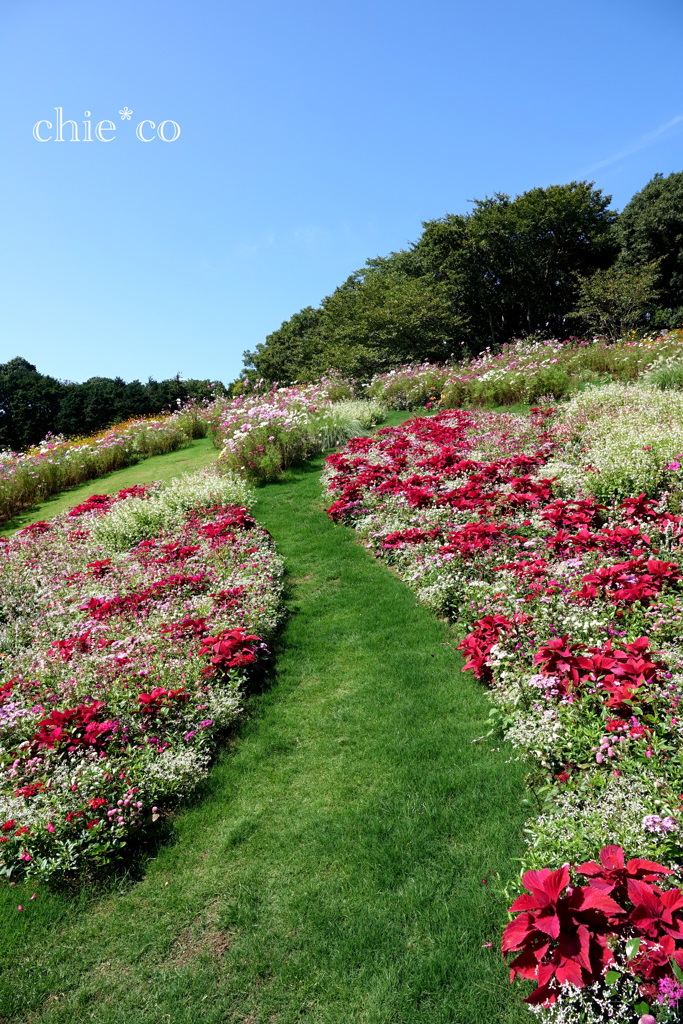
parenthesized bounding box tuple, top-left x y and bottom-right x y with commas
(616, 171, 683, 327)
(244, 306, 325, 384)
(0, 358, 65, 450)
(569, 259, 662, 340)
(416, 181, 618, 347)
(316, 269, 466, 377)
(240, 180, 619, 383)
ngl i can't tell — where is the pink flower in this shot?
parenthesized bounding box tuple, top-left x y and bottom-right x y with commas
(46, 822, 55, 832)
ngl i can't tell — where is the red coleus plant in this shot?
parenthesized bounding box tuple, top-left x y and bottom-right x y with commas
(439, 522, 516, 559)
(503, 845, 683, 1007)
(198, 628, 264, 677)
(532, 635, 663, 708)
(381, 527, 444, 550)
(18, 520, 51, 537)
(137, 687, 189, 716)
(32, 701, 117, 753)
(574, 557, 682, 607)
(457, 613, 532, 683)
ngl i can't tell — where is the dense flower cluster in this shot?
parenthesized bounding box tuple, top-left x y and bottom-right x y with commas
(546, 382, 683, 504)
(365, 362, 451, 409)
(209, 377, 385, 482)
(362, 330, 683, 413)
(0, 473, 283, 881)
(324, 407, 683, 1021)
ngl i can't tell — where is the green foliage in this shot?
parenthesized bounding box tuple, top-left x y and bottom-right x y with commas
(315, 270, 465, 377)
(0, 358, 64, 451)
(643, 353, 683, 390)
(617, 170, 683, 327)
(0, 359, 224, 451)
(243, 306, 325, 385)
(434, 182, 618, 346)
(245, 272, 465, 384)
(366, 362, 452, 409)
(219, 421, 320, 483)
(245, 180, 618, 384)
(570, 258, 661, 340)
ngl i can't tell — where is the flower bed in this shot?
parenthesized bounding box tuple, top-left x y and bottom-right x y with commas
(210, 377, 385, 482)
(362, 330, 683, 413)
(0, 413, 195, 526)
(546, 383, 683, 504)
(324, 408, 683, 1021)
(365, 362, 452, 409)
(439, 331, 683, 408)
(0, 470, 283, 882)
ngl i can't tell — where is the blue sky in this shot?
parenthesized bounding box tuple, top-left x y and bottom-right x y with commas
(2, 0, 683, 385)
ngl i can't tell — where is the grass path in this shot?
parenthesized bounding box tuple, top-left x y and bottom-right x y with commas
(1, 446, 529, 1024)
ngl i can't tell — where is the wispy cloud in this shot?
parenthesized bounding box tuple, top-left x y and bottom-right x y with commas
(585, 115, 683, 173)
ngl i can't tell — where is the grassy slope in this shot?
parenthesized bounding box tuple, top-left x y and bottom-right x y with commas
(0, 437, 219, 537)
(0, 435, 530, 1024)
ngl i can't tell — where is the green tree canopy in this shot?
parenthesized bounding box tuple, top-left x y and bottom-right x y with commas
(245, 180, 618, 382)
(616, 170, 683, 327)
(0, 360, 225, 450)
(0, 358, 65, 450)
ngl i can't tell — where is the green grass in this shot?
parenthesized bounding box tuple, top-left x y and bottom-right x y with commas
(0, 437, 219, 537)
(0, 449, 529, 1024)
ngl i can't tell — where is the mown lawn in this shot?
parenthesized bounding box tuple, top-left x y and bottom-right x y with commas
(0, 438, 529, 1024)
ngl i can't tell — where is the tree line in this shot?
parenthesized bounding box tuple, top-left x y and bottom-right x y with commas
(0, 359, 225, 451)
(243, 171, 683, 384)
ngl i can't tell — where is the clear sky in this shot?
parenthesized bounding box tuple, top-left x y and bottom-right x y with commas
(2, 0, 683, 385)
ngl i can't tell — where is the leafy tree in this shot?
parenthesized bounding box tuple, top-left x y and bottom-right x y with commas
(616, 171, 683, 327)
(416, 182, 618, 347)
(0, 362, 226, 449)
(316, 270, 466, 377)
(244, 306, 325, 384)
(569, 259, 662, 340)
(241, 181, 619, 383)
(0, 358, 65, 450)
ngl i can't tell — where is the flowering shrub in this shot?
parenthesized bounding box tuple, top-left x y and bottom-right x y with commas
(362, 331, 683, 414)
(0, 471, 283, 882)
(439, 330, 683, 409)
(324, 406, 683, 1020)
